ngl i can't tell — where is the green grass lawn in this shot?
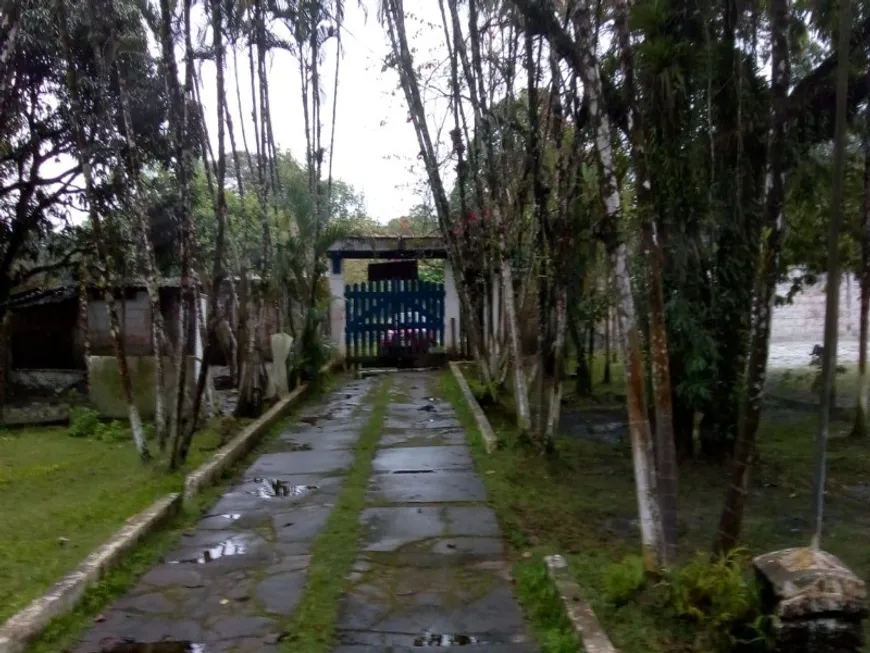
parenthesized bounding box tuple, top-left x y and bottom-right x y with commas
(442, 366, 870, 653)
(766, 364, 860, 407)
(0, 418, 244, 624)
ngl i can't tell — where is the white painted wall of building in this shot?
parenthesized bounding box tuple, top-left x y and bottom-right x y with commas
(771, 271, 860, 344)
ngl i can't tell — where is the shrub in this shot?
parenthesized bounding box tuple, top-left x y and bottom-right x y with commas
(68, 407, 101, 438)
(67, 407, 128, 442)
(668, 549, 771, 652)
(602, 554, 646, 605)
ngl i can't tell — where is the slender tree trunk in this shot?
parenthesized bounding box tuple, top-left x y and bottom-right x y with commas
(851, 115, 870, 438)
(587, 319, 595, 392)
(812, 0, 851, 549)
(715, 0, 790, 555)
(384, 0, 494, 390)
(180, 0, 230, 461)
(544, 288, 568, 441)
(79, 264, 91, 365)
(603, 306, 612, 384)
(569, 0, 665, 570)
(58, 0, 150, 461)
(158, 0, 195, 465)
(614, 0, 679, 562)
(114, 60, 170, 449)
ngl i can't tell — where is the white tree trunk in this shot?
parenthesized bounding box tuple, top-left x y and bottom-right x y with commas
(570, 0, 665, 568)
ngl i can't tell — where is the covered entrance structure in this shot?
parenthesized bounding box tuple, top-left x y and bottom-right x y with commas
(327, 236, 463, 365)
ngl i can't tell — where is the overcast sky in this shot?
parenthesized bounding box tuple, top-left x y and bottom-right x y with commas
(198, 3, 451, 224)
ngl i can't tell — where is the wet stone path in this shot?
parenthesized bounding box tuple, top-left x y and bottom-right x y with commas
(71, 371, 535, 652)
(335, 371, 535, 652)
(73, 376, 377, 653)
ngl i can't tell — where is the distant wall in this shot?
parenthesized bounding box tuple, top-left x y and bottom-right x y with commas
(87, 355, 196, 420)
(770, 270, 861, 344)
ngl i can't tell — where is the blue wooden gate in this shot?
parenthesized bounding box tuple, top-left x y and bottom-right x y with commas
(345, 280, 445, 362)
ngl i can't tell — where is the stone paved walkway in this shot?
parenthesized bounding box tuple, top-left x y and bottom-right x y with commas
(73, 376, 377, 653)
(70, 371, 536, 653)
(334, 371, 535, 652)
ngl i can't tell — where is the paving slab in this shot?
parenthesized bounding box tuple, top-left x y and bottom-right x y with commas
(380, 427, 467, 448)
(372, 445, 474, 473)
(70, 376, 374, 653)
(244, 449, 353, 476)
(335, 371, 536, 653)
(367, 470, 488, 504)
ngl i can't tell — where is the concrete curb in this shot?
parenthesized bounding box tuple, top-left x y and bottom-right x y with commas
(448, 361, 497, 454)
(0, 493, 181, 653)
(544, 554, 619, 653)
(183, 382, 308, 502)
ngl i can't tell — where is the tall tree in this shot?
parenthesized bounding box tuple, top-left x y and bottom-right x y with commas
(716, 0, 791, 555)
(852, 107, 870, 439)
(812, 0, 852, 549)
(614, 0, 679, 562)
(57, 0, 151, 462)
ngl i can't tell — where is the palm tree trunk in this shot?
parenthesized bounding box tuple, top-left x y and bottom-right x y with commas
(181, 0, 230, 460)
(614, 0, 679, 562)
(603, 306, 611, 384)
(544, 288, 568, 441)
(115, 62, 170, 450)
(715, 0, 790, 555)
(811, 0, 851, 549)
(569, 0, 665, 570)
(851, 113, 870, 439)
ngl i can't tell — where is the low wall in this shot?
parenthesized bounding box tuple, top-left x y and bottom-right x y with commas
(10, 369, 85, 395)
(87, 356, 196, 420)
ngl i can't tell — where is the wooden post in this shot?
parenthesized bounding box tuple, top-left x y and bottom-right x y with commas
(451, 317, 457, 357)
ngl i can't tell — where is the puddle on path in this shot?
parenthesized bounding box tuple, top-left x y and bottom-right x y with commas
(247, 477, 318, 499)
(393, 469, 435, 474)
(169, 538, 249, 564)
(98, 643, 206, 652)
(414, 633, 484, 646)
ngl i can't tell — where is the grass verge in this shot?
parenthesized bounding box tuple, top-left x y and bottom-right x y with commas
(279, 377, 392, 653)
(11, 378, 341, 652)
(439, 368, 870, 653)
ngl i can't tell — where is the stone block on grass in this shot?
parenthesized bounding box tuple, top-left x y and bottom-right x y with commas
(754, 547, 867, 653)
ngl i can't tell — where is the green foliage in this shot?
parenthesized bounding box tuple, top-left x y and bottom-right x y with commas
(602, 554, 646, 605)
(667, 549, 769, 652)
(291, 306, 334, 386)
(67, 407, 127, 442)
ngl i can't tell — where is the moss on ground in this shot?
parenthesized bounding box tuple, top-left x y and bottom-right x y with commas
(279, 377, 392, 653)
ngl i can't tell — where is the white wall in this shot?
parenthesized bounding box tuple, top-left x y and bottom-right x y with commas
(771, 270, 861, 344)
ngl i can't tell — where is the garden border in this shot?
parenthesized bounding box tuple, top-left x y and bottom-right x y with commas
(0, 358, 344, 653)
(448, 361, 497, 453)
(545, 554, 619, 653)
(0, 493, 181, 653)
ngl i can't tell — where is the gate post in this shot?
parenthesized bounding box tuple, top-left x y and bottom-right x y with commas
(328, 255, 346, 357)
